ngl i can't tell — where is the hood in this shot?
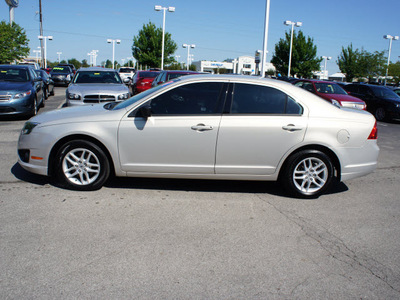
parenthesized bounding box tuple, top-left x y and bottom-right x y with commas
(319, 93, 365, 103)
(0, 81, 32, 92)
(29, 103, 125, 126)
(68, 83, 129, 94)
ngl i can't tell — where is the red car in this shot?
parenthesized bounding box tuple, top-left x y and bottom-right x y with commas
(293, 79, 367, 110)
(131, 70, 160, 94)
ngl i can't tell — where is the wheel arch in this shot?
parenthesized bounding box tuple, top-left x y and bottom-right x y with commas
(278, 144, 341, 181)
(48, 134, 115, 177)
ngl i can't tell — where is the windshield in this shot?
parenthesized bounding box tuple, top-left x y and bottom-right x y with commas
(51, 66, 71, 73)
(119, 68, 134, 73)
(73, 71, 122, 84)
(0, 68, 30, 82)
(315, 83, 347, 95)
(138, 72, 159, 78)
(112, 84, 166, 110)
(370, 86, 400, 98)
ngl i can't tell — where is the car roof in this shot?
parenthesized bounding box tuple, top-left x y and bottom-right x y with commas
(77, 67, 117, 72)
(0, 64, 32, 69)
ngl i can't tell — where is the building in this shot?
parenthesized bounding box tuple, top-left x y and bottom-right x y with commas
(193, 55, 275, 76)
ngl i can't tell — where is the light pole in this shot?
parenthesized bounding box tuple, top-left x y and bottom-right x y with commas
(57, 51, 62, 63)
(182, 44, 195, 70)
(155, 5, 175, 70)
(121, 58, 125, 67)
(322, 56, 331, 80)
(260, 0, 270, 77)
(284, 20, 302, 77)
(38, 35, 53, 69)
(33, 49, 41, 64)
(107, 39, 121, 69)
(383, 34, 399, 86)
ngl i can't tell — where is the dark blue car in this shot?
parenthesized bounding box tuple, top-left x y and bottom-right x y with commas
(0, 65, 45, 117)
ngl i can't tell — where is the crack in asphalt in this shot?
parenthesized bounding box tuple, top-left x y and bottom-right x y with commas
(259, 196, 400, 295)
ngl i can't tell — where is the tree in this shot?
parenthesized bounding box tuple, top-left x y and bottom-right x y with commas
(0, 21, 30, 64)
(132, 22, 177, 68)
(337, 44, 359, 82)
(388, 61, 400, 84)
(68, 58, 81, 69)
(271, 30, 321, 78)
(358, 50, 385, 82)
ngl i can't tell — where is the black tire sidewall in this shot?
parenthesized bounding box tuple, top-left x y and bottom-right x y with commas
(282, 150, 334, 199)
(55, 140, 110, 191)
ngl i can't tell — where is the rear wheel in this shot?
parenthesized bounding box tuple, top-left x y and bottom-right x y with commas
(375, 107, 387, 121)
(54, 140, 110, 191)
(281, 150, 334, 198)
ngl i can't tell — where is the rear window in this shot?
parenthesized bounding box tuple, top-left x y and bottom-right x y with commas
(51, 66, 71, 73)
(139, 72, 158, 78)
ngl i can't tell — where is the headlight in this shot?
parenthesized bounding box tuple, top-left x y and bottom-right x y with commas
(21, 122, 40, 135)
(67, 92, 81, 100)
(331, 99, 341, 107)
(118, 93, 130, 100)
(14, 90, 32, 99)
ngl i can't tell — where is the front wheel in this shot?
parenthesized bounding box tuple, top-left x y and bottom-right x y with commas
(54, 140, 110, 191)
(281, 150, 334, 198)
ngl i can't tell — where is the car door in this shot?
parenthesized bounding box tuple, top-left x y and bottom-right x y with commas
(215, 83, 307, 175)
(118, 81, 226, 174)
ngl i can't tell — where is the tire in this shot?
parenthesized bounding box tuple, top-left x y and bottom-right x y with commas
(30, 97, 38, 117)
(375, 107, 387, 122)
(50, 87, 55, 96)
(281, 150, 334, 199)
(54, 140, 110, 191)
(40, 91, 46, 107)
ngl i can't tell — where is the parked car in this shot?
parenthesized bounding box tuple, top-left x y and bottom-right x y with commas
(18, 75, 379, 198)
(66, 67, 131, 107)
(393, 88, 400, 97)
(343, 83, 400, 121)
(42, 67, 52, 74)
(35, 69, 54, 99)
(0, 64, 44, 117)
(56, 63, 76, 74)
(131, 70, 160, 94)
(151, 70, 204, 87)
(293, 79, 366, 110)
(50, 66, 74, 86)
(118, 67, 136, 84)
(18, 61, 40, 70)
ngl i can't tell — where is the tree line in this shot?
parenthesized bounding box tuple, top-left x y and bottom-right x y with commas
(1, 20, 399, 83)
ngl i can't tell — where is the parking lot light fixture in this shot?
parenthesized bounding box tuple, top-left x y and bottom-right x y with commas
(182, 44, 195, 70)
(107, 39, 121, 69)
(284, 20, 302, 77)
(155, 5, 175, 70)
(38, 35, 53, 69)
(322, 56, 331, 80)
(383, 34, 399, 86)
(57, 51, 62, 63)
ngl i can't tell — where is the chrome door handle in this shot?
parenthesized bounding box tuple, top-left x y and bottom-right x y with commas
(282, 124, 303, 132)
(191, 124, 213, 131)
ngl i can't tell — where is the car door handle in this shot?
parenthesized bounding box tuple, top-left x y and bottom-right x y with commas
(191, 124, 213, 131)
(282, 124, 303, 132)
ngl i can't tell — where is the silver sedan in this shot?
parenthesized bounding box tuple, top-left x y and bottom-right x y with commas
(18, 75, 379, 198)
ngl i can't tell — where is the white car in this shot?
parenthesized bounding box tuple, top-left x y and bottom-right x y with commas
(118, 67, 136, 83)
(18, 75, 379, 198)
(66, 67, 131, 106)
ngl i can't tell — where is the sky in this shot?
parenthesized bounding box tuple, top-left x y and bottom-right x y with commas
(1, 0, 399, 75)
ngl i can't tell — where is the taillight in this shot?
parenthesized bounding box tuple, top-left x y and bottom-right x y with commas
(368, 121, 378, 140)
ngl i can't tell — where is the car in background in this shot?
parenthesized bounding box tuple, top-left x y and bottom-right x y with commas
(0, 64, 44, 117)
(18, 75, 379, 199)
(50, 66, 74, 86)
(118, 67, 136, 84)
(66, 67, 131, 107)
(343, 83, 400, 121)
(293, 79, 367, 110)
(57, 63, 76, 74)
(151, 70, 204, 87)
(35, 69, 54, 99)
(131, 70, 160, 94)
(42, 67, 52, 74)
(393, 87, 400, 97)
(18, 61, 40, 70)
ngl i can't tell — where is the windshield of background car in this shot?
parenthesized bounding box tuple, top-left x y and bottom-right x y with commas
(370, 86, 400, 98)
(139, 72, 159, 78)
(120, 68, 134, 73)
(51, 66, 71, 74)
(73, 71, 122, 84)
(167, 73, 192, 80)
(0, 68, 30, 82)
(112, 84, 166, 110)
(315, 83, 347, 95)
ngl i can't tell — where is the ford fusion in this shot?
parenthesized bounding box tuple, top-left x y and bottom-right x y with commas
(18, 75, 379, 198)
(66, 67, 130, 106)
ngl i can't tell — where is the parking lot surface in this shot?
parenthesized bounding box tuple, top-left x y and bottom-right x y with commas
(1, 87, 399, 299)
